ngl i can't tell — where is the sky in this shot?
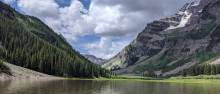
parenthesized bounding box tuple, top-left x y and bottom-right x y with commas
(2, 0, 189, 59)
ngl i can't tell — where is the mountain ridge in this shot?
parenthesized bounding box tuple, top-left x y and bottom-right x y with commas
(84, 54, 106, 65)
(103, 0, 220, 77)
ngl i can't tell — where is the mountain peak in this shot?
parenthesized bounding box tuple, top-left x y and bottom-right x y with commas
(84, 54, 106, 65)
(103, 0, 220, 77)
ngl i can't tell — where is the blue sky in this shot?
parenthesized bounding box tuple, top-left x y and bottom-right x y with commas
(55, 0, 91, 9)
(3, 0, 189, 59)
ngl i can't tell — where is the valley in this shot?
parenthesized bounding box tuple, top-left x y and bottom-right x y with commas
(1, 0, 220, 94)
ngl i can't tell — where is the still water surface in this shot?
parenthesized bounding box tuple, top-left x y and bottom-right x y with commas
(0, 79, 220, 94)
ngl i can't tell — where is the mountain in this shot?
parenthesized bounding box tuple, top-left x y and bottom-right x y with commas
(0, 1, 110, 78)
(103, 0, 220, 77)
(84, 55, 106, 65)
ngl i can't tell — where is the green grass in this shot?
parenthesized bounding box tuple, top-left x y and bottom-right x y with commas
(66, 75, 220, 85)
(154, 79, 220, 84)
(108, 75, 158, 80)
(171, 75, 220, 79)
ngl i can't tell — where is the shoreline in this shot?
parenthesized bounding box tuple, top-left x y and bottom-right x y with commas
(60, 75, 220, 85)
(2, 74, 220, 84)
(74, 78, 220, 85)
(2, 62, 220, 84)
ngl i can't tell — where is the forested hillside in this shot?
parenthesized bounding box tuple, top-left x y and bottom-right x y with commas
(0, 1, 110, 78)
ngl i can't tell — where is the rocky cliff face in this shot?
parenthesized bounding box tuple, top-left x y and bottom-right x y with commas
(103, 0, 220, 76)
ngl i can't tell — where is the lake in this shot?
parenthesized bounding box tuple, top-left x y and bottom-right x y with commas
(0, 79, 220, 94)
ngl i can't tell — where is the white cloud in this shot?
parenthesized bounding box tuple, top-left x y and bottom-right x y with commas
(85, 37, 131, 59)
(87, 2, 148, 37)
(13, 0, 189, 59)
(17, 0, 92, 42)
(18, 0, 59, 19)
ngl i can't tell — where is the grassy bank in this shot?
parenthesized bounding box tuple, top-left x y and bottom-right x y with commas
(69, 75, 220, 84)
(170, 75, 220, 79)
(161, 75, 220, 84)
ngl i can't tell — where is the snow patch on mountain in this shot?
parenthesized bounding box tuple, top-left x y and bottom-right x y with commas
(167, 11, 192, 30)
(165, 0, 202, 30)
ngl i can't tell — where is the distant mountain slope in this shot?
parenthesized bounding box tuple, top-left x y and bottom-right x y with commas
(0, 1, 110, 78)
(84, 55, 106, 65)
(103, 0, 220, 77)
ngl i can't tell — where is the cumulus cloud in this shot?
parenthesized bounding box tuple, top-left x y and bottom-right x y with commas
(89, 4, 146, 37)
(18, 0, 59, 19)
(85, 37, 131, 59)
(17, 0, 92, 42)
(8, 0, 189, 59)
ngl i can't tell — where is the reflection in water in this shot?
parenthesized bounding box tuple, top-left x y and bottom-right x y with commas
(0, 80, 220, 94)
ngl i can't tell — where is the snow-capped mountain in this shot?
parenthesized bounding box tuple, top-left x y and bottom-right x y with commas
(103, 0, 220, 76)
